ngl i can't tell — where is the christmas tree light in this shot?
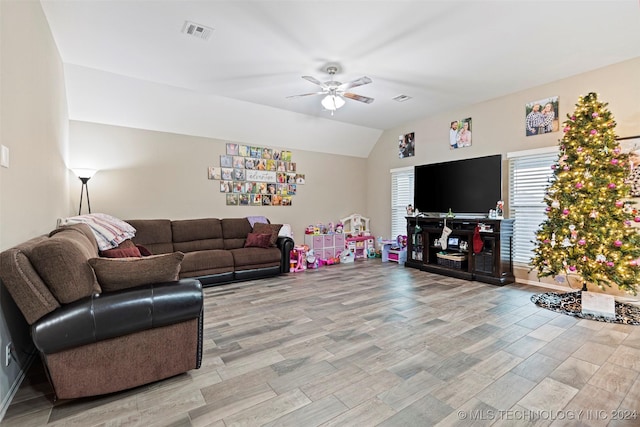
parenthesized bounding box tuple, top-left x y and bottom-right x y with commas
(531, 92, 640, 295)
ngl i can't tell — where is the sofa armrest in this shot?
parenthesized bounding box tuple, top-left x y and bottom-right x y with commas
(32, 279, 203, 354)
(276, 236, 295, 273)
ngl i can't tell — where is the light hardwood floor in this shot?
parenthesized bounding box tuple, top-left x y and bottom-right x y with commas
(2, 260, 640, 426)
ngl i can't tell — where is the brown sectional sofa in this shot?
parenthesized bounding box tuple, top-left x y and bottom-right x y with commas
(0, 223, 203, 400)
(0, 216, 293, 400)
(126, 217, 294, 285)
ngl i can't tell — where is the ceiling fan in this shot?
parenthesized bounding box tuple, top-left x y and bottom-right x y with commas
(287, 66, 374, 115)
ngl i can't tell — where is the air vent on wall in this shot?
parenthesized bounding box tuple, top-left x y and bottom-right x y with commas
(182, 21, 214, 41)
(392, 94, 412, 102)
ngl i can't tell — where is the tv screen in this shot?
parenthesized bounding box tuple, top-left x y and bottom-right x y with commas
(414, 154, 502, 216)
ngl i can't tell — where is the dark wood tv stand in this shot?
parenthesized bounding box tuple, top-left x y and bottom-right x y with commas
(405, 216, 514, 285)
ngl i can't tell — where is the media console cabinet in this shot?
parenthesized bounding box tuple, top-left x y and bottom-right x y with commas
(406, 217, 514, 285)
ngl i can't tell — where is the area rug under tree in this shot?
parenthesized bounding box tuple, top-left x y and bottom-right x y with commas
(531, 291, 640, 325)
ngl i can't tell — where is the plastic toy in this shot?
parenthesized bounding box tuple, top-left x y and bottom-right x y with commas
(306, 249, 319, 269)
(340, 213, 370, 237)
(289, 246, 306, 272)
(367, 247, 377, 258)
(340, 249, 355, 263)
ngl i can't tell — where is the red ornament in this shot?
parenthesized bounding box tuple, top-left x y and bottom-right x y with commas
(578, 239, 586, 245)
(611, 159, 619, 165)
(590, 129, 597, 135)
(615, 200, 624, 208)
(608, 183, 617, 189)
(614, 240, 623, 247)
(575, 183, 583, 189)
(562, 209, 570, 215)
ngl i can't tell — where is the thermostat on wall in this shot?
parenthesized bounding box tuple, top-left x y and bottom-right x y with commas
(1, 145, 9, 168)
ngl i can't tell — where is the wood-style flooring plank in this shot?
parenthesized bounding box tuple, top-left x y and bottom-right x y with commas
(3, 259, 640, 427)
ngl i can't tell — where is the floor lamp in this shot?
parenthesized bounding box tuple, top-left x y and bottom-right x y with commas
(72, 169, 97, 215)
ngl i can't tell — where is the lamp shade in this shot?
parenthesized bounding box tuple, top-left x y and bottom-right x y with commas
(71, 168, 98, 179)
(321, 94, 346, 111)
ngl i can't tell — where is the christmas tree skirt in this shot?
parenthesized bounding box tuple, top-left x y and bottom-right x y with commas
(531, 291, 640, 325)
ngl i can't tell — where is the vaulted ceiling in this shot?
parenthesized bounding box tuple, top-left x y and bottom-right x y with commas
(41, 0, 640, 157)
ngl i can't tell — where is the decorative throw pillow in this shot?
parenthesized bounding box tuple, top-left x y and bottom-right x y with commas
(100, 246, 142, 258)
(88, 252, 184, 292)
(252, 223, 282, 247)
(99, 239, 140, 258)
(136, 245, 153, 256)
(244, 233, 273, 248)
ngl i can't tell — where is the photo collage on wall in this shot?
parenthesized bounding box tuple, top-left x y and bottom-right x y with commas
(208, 143, 305, 206)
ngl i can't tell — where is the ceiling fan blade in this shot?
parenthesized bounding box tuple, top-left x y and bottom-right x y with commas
(343, 92, 374, 104)
(339, 76, 372, 91)
(301, 75, 328, 88)
(286, 91, 326, 98)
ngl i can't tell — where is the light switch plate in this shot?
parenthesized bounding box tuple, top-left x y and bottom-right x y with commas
(1, 145, 9, 168)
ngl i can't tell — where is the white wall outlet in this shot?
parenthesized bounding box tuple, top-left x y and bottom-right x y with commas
(5, 342, 13, 367)
(0, 145, 9, 168)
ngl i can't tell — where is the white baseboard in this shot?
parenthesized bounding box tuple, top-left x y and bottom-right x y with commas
(0, 355, 34, 423)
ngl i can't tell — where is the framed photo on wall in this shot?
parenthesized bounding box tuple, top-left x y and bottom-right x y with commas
(399, 132, 415, 158)
(526, 96, 559, 136)
(449, 119, 472, 149)
(619, 136, 640, 199)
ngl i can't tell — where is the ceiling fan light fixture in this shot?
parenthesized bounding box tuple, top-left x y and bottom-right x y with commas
(321, 94, 346, 111)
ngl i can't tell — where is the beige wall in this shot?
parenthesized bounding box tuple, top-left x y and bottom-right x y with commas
(69, 121, 367, 239)
(0, 0, 69, 415)
(366, 57, 640, 293)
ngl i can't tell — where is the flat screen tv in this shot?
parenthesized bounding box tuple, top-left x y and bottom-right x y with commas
(414, 154, 502, 216)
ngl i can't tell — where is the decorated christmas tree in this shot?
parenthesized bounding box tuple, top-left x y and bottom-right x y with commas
(531, 92, 640, 295)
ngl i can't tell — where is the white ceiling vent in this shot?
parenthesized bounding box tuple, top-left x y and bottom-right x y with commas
(182, 21, 214, 41)
(392, 94, 412, 103)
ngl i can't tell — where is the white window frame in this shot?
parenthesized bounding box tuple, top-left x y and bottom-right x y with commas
(391, 166, 414, 239)
(507, 146, 558, 266)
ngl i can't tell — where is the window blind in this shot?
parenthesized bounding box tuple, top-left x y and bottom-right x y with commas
(508, 149, 558, 265)
(391, 167, 414, 239)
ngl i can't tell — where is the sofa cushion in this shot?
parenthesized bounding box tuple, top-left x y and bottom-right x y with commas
(89, 252, 184, 292)
(126, 219, 174, 254)
(221, 218, 252, 249)
(50, 223, 99, 254)
(244, 233, 272, 248)
(30, 230, 100, 304)
(180, 250, 234, 277)
(230, 247, 282, 268)
(252, 223, 282, 247)
(0, 236, 61, 324)
(171, 219, 224, 253)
